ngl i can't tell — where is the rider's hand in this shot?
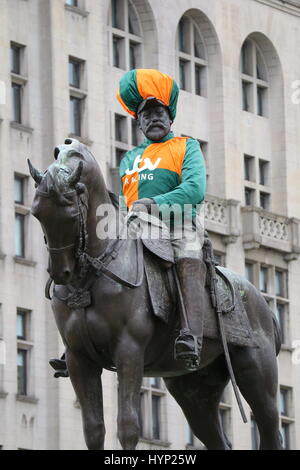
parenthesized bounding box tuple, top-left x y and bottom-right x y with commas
(132, 198, 156, 214)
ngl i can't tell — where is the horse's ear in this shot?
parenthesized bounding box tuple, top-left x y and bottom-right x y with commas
(68, 161, 83, 187)
(27, 159, 43, 185)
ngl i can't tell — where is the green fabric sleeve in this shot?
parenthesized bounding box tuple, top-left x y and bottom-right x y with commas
(152, 139, 206, 208)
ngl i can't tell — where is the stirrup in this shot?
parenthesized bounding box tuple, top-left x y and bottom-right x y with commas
(174, 330, 201, 371)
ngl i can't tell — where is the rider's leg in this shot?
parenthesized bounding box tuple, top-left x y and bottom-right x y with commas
(171, 215, 207, 371)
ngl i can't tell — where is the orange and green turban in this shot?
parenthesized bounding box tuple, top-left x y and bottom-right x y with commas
(116, 69, 179, 121)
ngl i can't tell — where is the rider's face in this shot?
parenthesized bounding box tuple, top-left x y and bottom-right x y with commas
(137, 105, 172, 142)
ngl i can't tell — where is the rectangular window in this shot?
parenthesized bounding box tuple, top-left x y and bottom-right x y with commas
(115, 114, 127, 143)
(178, 18, 190, 54)
(70, 96, 81, 136)
(17, 311, 26, 340)
(281, 423, 290, 450)
(69, 59, 81, 88)
(14, 176, 24, 204)
(12, 83, 22, 123)
(113, 35, 125, 69)
(129, 42, 140, 70)
(151, 395, 160, 440)
(15, 213, 25, 257)
(244, 187, 255, 206)
(275, 303, 286, 344)
(116, 148, 126, 167)
(275, 270, 285, 297)
(280, 388, 289, 416)
(251, 417, 260, 450)
(66, 0, 78, 6)
(17, 349, 27, 396)
(195, 65, 204, 96)
(259, 191, 270, 210)
(245, 263, 254, 284)
(259, 267, 268, 293)
(244, 155, 255, 182)
(257, 86, 267, 117)
(179, 59, 188, 91)
(131, 119, 142, 147)
(241, 41, 253, 76)
(11, 44, 21, 74)
(242, 81, 252, 112)
(259, 159, 269, 186)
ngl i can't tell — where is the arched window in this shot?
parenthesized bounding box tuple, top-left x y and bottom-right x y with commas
(176, 15, 208, 96)
(108, 0, 143, 70)
(240, 39, 269, 117)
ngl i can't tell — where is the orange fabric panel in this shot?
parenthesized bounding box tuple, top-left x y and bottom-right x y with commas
(122, 172, 139, 208)
(136, 69, 173, 107)
(140, 137, 187, 176)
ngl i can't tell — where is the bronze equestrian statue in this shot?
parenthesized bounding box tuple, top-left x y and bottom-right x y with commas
(27, 69, 283, 450)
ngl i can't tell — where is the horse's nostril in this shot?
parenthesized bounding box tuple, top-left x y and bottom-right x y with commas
(54, 147, 60, 159)
(65, 139, 72, 145)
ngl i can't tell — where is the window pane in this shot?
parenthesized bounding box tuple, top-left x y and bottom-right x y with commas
(131, 119, 142, 146)
(151, 395, 160, 440)
(241, 40, 253, 75)
(111, 0, 124, 30)
(281, 423, 290, 450)
(70, 97, 81, 136)
(244, 155, 255, 182)
(178, 17, 190, 53)
(113, 36, 125, 69)
(69, 60, 80, 88)
(186, 425, 194, 446)
(14, 177, 24, 204)
(12, 83, 22, 123)
(244, 187, 255, 206)
(11, 45, 21, 74)
(17, 349, 27, 395)
(280, 388, 288, 416)
(259, 160, 269, 186)
(17, 312, 26, 339)
(275, 303, 286, 344)
(257, 86, 267, 117)
(128, 2, 141, 36)
(245, 263, 254, 283)
(195, 65, 203, 96)
(194, 27, 205, 59)
(115, 114, 127, 143)
(139, 392, 146, 438)
(15, 213, 25, 257)
(66, 0, 78, 6)
(256, 48, 267, 81)
(149, 377, 160, 388)
(116, 148, 126, 167)
(179, 60, 188, 91)
(251, 417, 260, 450)
(129, 42, 140, 70)
(242, 81, 252, 112)
(259, 267, 268, 293)
(275, 270, 285, 297)
(259, 192, 270, 210)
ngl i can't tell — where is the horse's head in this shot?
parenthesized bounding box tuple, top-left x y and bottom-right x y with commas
(28, 139, 89, 285)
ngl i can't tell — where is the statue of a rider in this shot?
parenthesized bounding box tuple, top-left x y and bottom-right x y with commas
(50, 68, 207, 375)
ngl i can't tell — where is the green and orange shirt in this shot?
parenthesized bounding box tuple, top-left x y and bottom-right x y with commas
(119, 132, 206, 219)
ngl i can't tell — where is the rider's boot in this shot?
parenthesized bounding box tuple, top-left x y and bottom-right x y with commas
(49, 352, 69, 378)
(174, 257, 207, 371)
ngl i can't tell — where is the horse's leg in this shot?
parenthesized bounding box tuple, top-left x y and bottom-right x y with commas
(115, 337, 144, 450)
(66, 349, 105, 450)
(164, 356, 231, 450)
(230, 342, 282, 450)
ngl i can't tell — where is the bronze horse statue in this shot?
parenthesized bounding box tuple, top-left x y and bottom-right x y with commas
(28, 138, 282, 450)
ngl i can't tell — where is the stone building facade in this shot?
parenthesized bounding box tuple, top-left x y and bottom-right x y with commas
(0, 0, 300, 449)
